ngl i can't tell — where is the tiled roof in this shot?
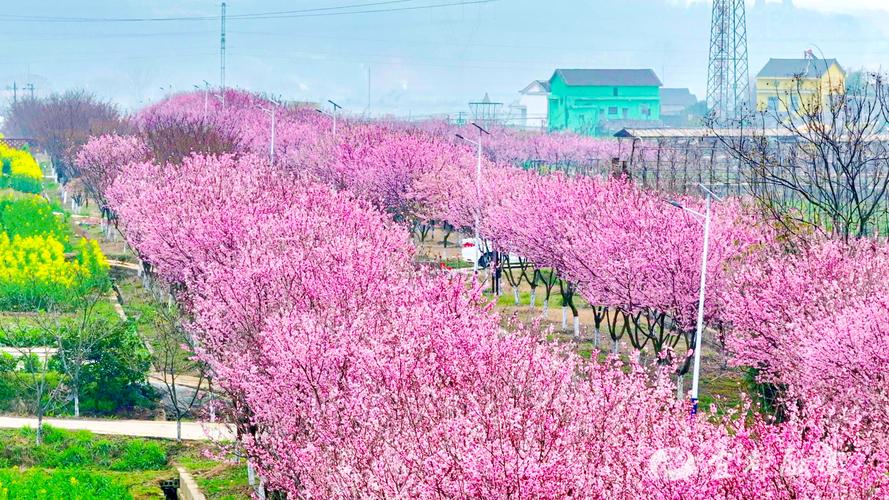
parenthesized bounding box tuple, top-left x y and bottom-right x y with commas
(551, 68, 662, 87)
(756, 58, 842, 78)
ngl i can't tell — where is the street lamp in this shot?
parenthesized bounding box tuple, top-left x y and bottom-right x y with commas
(255, 99, 279, 164)
(193, 81, 211, 118)
(456, 122, 490, 274)
(213, 92, 225, 109)
(667, 184, 721, 415)
(328, 100, 342, 138)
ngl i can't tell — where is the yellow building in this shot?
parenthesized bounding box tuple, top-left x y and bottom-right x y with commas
(755, 58, 845, 114)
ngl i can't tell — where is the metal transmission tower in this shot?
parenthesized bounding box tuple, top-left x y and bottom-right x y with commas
(706, 0, 749, 122)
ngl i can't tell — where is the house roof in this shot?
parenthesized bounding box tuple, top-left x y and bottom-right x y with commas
(756, 58, 843, 78)
(660, 88, 698, 107)
(519, 79, 550, 95)
(550, 68, 662, 87)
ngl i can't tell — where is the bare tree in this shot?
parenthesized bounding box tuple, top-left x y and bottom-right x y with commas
(137, 111, 240, 165)
(710, 69, 889, 241)
(0, 316, 67, 445)
(39, 290, 115, 417)
(2, 90, 125, 181)
(152, 306, 210, 442)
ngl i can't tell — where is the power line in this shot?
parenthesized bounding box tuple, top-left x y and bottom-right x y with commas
(0, 0, 414, 22)
(0, 0, 496, 23)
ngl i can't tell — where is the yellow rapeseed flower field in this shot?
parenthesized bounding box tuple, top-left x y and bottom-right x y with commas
(0, 143, 42, 181)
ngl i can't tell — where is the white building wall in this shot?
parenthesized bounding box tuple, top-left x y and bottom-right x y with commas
(519, 93, 548, 129)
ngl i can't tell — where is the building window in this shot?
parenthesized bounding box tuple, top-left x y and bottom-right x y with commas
(622, 108, 629, 119)
(613, 87, 619, 97)
(608, 107, 618, 115)
(640, 104, 651, 117)
(768, 96, 779, 112)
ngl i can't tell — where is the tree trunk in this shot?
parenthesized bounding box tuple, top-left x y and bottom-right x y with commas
(74, 393, 80, 418)
(573, 316, 581, 339)
(561, 307, 568, 330)
(248, 461, 256, 486)
(176, 418, 182, 442)
(676, 374, 685, 400)
(36, 412, 43, 446)
(513, 288, 520, 306)
(529, 288, 536, 308)
(257, 476, 267, 500)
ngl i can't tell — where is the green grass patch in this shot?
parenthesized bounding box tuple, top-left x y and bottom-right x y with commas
(177, 450, 250, 500)
(0, 426, 170, 471)
(0, 426, 249, 499)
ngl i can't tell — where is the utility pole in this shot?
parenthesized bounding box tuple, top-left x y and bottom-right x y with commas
(455, 122, 490, 274)
(220, 1, 226, 108)
(24, 83, 34, 100)
(9, 82, 16, 104)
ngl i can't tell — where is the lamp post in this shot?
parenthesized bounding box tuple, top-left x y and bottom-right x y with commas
(667, 184, 721, 415)
(255, 100, 278, 164)
(328, 100, 342, 138)
(456, 122, 490, 274)
(193, 81, 211, 118)
(202, 80, 210, 116)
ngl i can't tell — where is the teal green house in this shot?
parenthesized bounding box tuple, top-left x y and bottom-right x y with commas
(547, 69, 662, 136)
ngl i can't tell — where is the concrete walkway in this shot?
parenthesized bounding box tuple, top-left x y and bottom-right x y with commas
(0, 415, 234, 441)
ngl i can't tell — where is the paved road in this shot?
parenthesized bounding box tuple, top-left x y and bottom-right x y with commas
(0, 346, 57, 360)
(0, 415, 234, 441)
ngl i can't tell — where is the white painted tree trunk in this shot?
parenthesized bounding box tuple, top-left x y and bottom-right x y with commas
(529, 289, 537, 308)
(542, 298, 549, 315)
(561, 307, 568, 330)
(573, 316, 580, 339)
(594, 329, 600, 348)
(513, 288, 520, 305)
(247, 461, 256, 486)
(36, 413, 43, 445)
(74, 394, 80, 418)
(676, 375, 685, 400)
(257, 477, 267, 500)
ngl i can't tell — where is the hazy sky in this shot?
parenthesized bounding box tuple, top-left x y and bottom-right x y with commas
(1, 0, 888, 116)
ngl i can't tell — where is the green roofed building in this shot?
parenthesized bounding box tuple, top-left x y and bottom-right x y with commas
(547, 68, 662, 136)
